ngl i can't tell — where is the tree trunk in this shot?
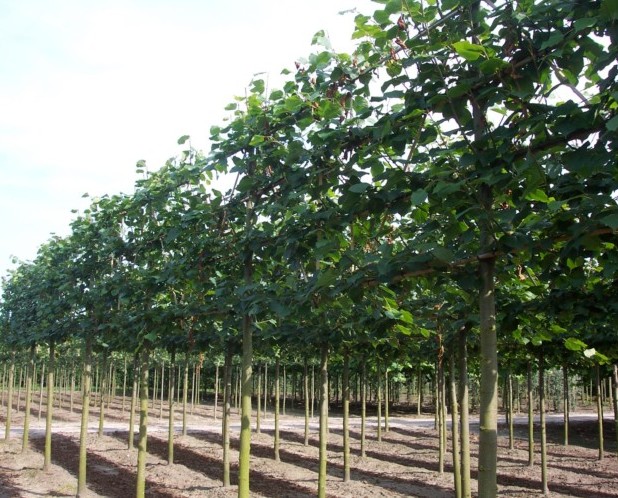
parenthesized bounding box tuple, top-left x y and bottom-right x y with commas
(317, 344, 329, 498)
(4, 353, 15, 441)
(214, 363, 220, 420)
(121, 355, 127, 416)
(135, 348, 150, 498)
(450, 351, 461, 498)
(384, 367, 390, 433)
(223, 348, 232, 486)
(274, 358, 280, 462)
(160, 363, 165, 421)
(128, 355, 138, 450)
(417, 365, 422, 416)
(182, 355, 189, 436)
(438, 347, 445, 475)
(596, 364, 604, 461)
(458, 327, 471, 498)
(22, 345, 35, 453)
(612, 363, 618, 460)
(563, 364, 569, 446)
(98, 356, 107, 437)
(377, 362, 382, 443)
(342, 351, 350, 482)
(77, 337, 92, 497)
(238, 312, 253, 498)
(256, 367, 261, 434)
(304, 358, 310, 447)
(539, 351, 549, 495)
(38, 362, 45, 422)
(43, 340, 55, 471)
(263, 362, 268, 418)
(508, 371, 514, 450)
(361, 360, 367, 458)
(168, 351, 176, 465)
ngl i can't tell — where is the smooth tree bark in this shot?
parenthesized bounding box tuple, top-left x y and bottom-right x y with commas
(507, 371, 514, 450)
(256, 367, 261, 434)
(317, 344, 329, 498)
(43, 340, 55, 471)
(613, 364, 618, 458)
(128, 355, 138, 450)
(304, 358, 310, 446)
(168, 351, 176, 465)
(450, 351, 461, 498)
(223, 348, 233, 486)
(214, 362, 219, 420)
(539, 351, 549, 496)
(384, 367, 389, 433)
(274, 358, 280, 462)
(22, 345, 35, 453)
(342, 351, 350, 482)
(437, 346, 445, 475)
(563, 364, 569, 446)
(360, 361, 367, 458)
(182, 354, 189, 436)
(4, 353, 15, 441)
(98, 355, 108, 437)
(136, 348, 150, 498)
(458, 327, 471, 498)
(596, 364, 604, 461)
(77, 337, 93, 497)
(527, 361, 534, 467)
(376, 362, 382, 442)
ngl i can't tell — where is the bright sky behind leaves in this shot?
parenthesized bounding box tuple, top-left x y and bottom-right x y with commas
(0, 0, 374, 278)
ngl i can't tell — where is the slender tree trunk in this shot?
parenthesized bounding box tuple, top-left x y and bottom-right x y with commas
(168, 351, 176, 465)
(223, 348, 232, 487)
(70, 365, 76, 414)
(22, 346, 35, 453)
(274, 358, 280, 462)
(4, 353, 15, 441)
(77, 337, 92, 497)
(438, 346, 445, 475)
(527, 361, 534, 467)
(214, 363, 220, 420)
(317, 345, 329, 498)
(98, 356, 107, 437)
(563, 364, 569, 446)
(129, 355, 138, 450)
(539, 351, 549, 496)
(135, 348, 150, 498)
(458, 327, 471, 498)
(256, 367, 261, 434)
(384, 367, 390, 433)
(377, 362, 382, 443)
(417, 365, 422, 416)
(508, 371, 514, 450)
(304, 358, 309, 447)
(282, 365, 287, 416)
(361, 360, 367, 458)
(342, 351, 350, 482)
(43, 340, 55, 471)
(450, 351, 462, 498)
(121, 355, 127, 416)
(311, 364, 315, 419)
(160, 362, 165, 421)
(38, 362, 45, 422)
(263, 362, 268, 418)
(182, 355, 189, 436)
(596, 364, 604, 461)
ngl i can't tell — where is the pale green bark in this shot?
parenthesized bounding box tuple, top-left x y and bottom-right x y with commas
(43, 340, 55, 471)
(459, 328, 471, 498)
(539, 352, 549, 496)
(450, 351, 461, 498)
(304, 358, 309, 447)
(376, 362, 382, 443)
(342, 352, 350, 482)
(317, 345, 329, 498)
(77, 337, 92, 497)
(223, 348, 232, 486)
(128, 355, 138, 450)
(361, 360, 367, 458)
(563, 364, 569, 446)
(21, 346, 35, 453)
(182, 355, 189, 437)
(168, 352, 176, 465)
(596, 364, 604, 461)
(274, 358, 280, 462)
(527, 361, 534, 467)
(135, 349, 150, 498)
(4, 353, 15, 441)
(508, 371, 514, 450)
(98, 356, 107, 437)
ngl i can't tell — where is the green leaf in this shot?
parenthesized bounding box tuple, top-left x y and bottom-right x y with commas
(249, 135, 266, 146)
(564, 337, 587, 351)
(540, 31, 564, 50)
(583, 348, 596, 358)
(411, 189, 428, 206)
(224, 103, 237, 111)
(525, 189, 550, 203)
(349, 182, 370, 193)
(177, 135, 190, 145)
(600, 213, 618, 229)
(452, 41, 485, 61)
(606, 115, 618, 131)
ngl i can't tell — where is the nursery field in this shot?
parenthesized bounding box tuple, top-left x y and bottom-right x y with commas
(0, 394, 616, 497)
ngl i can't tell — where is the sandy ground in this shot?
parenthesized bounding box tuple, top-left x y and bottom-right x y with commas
(0, 394, 616, 497)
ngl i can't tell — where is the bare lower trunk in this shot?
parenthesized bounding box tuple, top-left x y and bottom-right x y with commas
(317, 345, 329, 498)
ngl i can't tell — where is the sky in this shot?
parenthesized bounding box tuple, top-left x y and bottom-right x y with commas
(0, 0, 376, 279)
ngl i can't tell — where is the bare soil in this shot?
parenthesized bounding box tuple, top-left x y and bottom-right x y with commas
(0, 393, 616, 497)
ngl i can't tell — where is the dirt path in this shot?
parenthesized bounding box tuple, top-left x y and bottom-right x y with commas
(0, 395, 616, 497)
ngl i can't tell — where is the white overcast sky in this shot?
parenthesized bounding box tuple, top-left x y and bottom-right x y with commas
(0, 0, 376, 278)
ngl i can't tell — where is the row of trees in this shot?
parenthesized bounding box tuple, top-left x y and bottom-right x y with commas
(2, 0, 618, 496)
